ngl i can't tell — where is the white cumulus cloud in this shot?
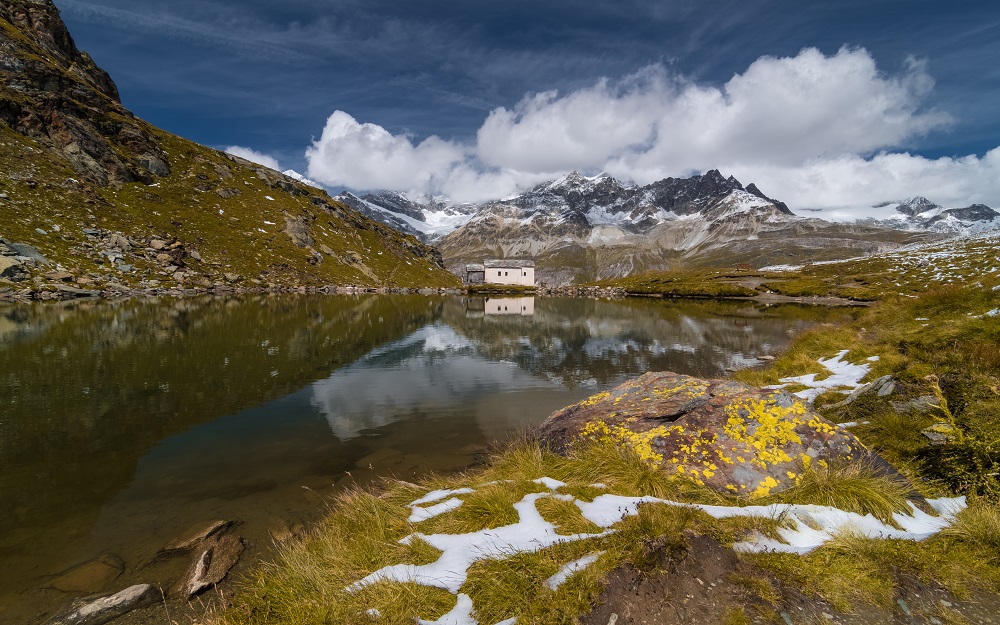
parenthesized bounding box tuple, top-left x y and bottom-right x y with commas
(303, 47, 998, 215)
(305, 111, 466, 194)
(225, 146, 282, 171)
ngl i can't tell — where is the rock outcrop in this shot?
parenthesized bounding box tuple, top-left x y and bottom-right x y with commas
(0, 0, 168, 185)
(538, 372, 873, 498)
(173, 533, 245, 599)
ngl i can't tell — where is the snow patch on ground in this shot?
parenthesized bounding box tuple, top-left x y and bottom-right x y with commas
(348, 475, 964, 624)
(772, 350, 872, 403)
(545, 552, 604, 589)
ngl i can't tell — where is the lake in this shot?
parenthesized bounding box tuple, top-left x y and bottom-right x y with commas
(0, 294, 852, 623)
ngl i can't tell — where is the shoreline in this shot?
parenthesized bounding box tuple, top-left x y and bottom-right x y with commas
(1, 283, 871, 306)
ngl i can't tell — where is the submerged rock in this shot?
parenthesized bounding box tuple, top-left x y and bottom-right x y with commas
(46, 583, 158, 625)
(49, 554, 124, 593)
(159, 519, 234, 557)
(538, 371, 875, 498)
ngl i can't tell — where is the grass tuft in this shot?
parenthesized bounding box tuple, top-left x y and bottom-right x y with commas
(772, 461, 912, 524)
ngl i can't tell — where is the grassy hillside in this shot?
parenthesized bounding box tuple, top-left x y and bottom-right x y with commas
(0, 125, 461, 293)
(0, 2, 460, 295)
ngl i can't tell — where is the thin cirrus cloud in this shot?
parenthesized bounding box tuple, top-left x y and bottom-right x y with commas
(305, 46, 1000, 216)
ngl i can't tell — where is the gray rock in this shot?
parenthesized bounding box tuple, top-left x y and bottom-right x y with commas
(106, 233, 130, 251)
(922, 423, 958, 444)
(45, 270, 75, 282)
(3, 240, 49, 264)
(0, 256, 26, 279)
(825, 375, 895, 409)
(892, 395, 940, 414)
(149, 239, 167, 250)
(877, 379, 897, 397)
(57, 285, 99, 298)
(173, 534, 245, 598)
(46, 584, 159, 625)
(189, 250, 202, 261)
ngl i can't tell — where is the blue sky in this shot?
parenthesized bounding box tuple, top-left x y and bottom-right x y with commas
(59, 0, 1000, 214)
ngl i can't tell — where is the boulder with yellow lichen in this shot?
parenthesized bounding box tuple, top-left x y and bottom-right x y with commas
(538, 371, 880, 498)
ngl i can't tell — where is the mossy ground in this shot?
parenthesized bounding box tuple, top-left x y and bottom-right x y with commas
(214, 438, 1000, 625)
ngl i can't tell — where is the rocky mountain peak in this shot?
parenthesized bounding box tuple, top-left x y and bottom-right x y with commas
(943, 203, 999, 223)
(361, 191, 427, 222)
(0, 0, 119, 101)
(896, 196, 940, 216)
(1, 0, 167, 186)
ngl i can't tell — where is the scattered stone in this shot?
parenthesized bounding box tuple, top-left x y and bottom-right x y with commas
(757, 355, 776, 361)
(57, 285, 99, 298)
(45, 270, 75, 282)
(3, 240, 49, 264)
(538, 372, 882, 498)
(173, 534, 245, 598)
(189, 250, 202, 261)
(149, 239, 167, 250)
(223, 273, 241, 283)
(215, 187, 241, 199)
(49, 554, 124, 593)
(284, 213, 316, 248)
(155, 253, 173, 265)
(891, 395, 940, 414)
(824, 374, 895, 409)
(46, 583, 159, 625)
(0, 256, 27, 280)
(922, 423, 958, 444)
(106, 233, 130, 251)
(160, 519, 235, 556)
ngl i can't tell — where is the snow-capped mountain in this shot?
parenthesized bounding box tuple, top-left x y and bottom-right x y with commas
(335, 170, 942, 285)
(333, 191, 478, 241)
(433, 170, 931, 285)
(868, 197, 1000, 234)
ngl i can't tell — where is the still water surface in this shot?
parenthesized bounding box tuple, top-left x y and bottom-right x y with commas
(0, 294, 852, 622)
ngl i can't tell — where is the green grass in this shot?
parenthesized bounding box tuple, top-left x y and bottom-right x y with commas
(767, 461, 912, 524)
(214, 434, 1000, 625)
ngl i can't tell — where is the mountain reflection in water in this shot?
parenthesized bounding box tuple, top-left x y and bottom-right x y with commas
(0, 294, 851, 624)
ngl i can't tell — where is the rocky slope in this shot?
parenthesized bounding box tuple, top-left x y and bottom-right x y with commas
(0, 0, 459, 298)
(433, 171, 935, 285)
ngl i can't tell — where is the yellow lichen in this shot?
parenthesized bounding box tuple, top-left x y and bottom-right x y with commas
(751, 475, 780, 498)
